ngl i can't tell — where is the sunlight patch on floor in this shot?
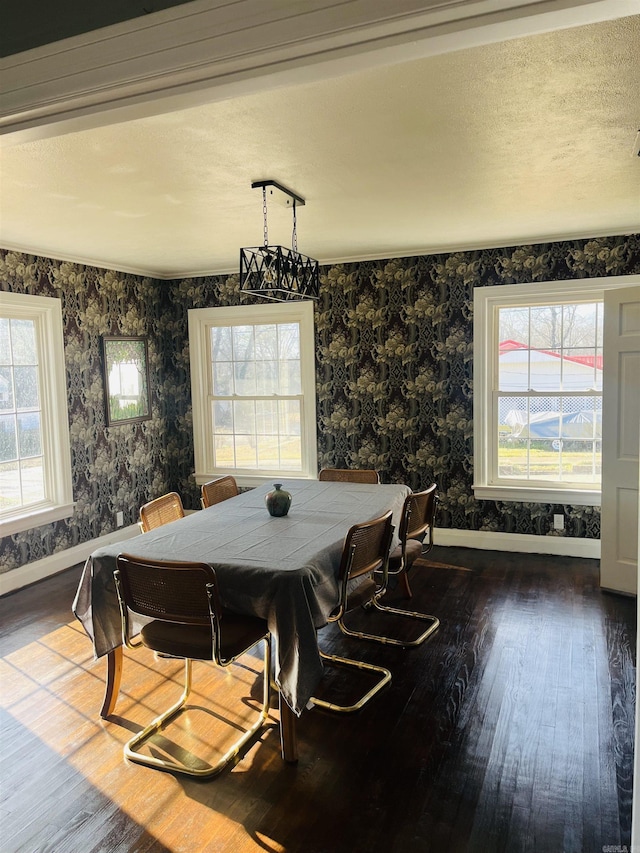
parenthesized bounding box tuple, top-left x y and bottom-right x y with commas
(1, 619, 283, 852)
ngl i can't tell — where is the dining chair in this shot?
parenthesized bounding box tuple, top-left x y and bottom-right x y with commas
(139, 491, 185, 533)
(337, 486, 439, 649)
(201, 476, 239, 509)
(114, 554, 271, 777)
(382, 484, 440, 644)
(388, 484, 438, 597)
(310, 511, 394, 714)
(318, 468, 380, 484)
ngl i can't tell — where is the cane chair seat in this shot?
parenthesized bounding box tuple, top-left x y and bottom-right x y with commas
(391, 538, 423, 575)
(318, 468, 380, 484)
(141, 611, 270, 661)
(343, 576, 378, 610)
(201, 476, 239, 509)
(114, 554, 271, 777)
(139, 491, 185, 533)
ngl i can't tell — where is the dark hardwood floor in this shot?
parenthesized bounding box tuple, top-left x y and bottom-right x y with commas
(0, 547, 635, 853)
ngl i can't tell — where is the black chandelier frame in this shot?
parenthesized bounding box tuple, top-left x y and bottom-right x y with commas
(240, 180, 319, 301)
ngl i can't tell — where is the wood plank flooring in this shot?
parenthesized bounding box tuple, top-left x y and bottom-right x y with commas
(0, 547, 635, 853)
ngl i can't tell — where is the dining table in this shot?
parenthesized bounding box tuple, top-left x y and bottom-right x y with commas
(72, 478, 410, 762)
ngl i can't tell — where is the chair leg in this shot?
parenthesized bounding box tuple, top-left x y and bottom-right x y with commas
(399, 569, 413, 599)
(125, 640, 271, 777)
(400, 536, 434, 599)
(309, 650, 391, 713)
(125, 658, 193, 772)
(338, 603, 440, 648)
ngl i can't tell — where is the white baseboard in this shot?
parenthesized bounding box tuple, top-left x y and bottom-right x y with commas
(0, 523, 600, 597)
(0, 524, 141, 596)
(436, 527, 600, 559)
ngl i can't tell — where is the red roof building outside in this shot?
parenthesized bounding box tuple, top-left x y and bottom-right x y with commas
(499, 340, 603, 370)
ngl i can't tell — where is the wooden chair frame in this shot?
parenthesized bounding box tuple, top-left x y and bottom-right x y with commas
(318, 468, 380, 484)
(139, 491, 184, 533)
(201, 476, 239, 509)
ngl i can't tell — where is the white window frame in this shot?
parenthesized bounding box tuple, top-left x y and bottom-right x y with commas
(0, 292, 74, 536)
(473, 276, 636, 506)
(188, 301, 317, 487)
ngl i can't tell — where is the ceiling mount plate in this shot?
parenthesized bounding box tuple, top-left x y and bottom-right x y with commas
(251, 179, 305, 207)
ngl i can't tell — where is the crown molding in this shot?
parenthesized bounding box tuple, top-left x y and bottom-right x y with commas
(3, 226, 638, 281)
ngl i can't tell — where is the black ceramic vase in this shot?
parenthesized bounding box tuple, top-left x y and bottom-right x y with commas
(265, 483, 292, 517)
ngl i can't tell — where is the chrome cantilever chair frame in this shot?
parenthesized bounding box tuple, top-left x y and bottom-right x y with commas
(373, 484, 440, 646)
(114, 554, 271, 777)
(311, 512, 394, 714)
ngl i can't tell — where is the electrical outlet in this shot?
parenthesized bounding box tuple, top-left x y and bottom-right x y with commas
(553, 514, 565, 531)
(116, 511, 124, 527)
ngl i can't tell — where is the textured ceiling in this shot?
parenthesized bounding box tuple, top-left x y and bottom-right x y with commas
(1, 15, 639, 278)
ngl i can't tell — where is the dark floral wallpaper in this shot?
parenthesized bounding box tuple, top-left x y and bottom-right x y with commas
(1, 234, 639, 573)
(0, 255, 176, 573)
(310, 239, 639, 537)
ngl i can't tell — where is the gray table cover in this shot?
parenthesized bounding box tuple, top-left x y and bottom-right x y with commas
(73, 479, 410, 716)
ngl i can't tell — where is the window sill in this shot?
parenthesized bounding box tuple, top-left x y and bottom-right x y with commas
(473, 484, 601, 506)
(0, 502, 75, 538)
(195, 473, 318, 489)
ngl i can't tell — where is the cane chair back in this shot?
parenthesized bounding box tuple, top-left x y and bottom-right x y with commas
(338, 511, 393, 593)
(139, 492, 185, 533)
(318, 468, 380, 484)
(398, 483, 438, 553)
(390, 484, 439, 593)
(114, 554, 271, 776)
(201, 476, 239, 509)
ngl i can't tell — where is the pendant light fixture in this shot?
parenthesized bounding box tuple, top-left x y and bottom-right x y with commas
(240, 180, 319, 301)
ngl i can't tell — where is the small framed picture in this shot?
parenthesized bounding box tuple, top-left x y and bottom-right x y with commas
(102, 336, 151, 426)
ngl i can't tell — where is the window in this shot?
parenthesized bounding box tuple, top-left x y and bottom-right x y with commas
(0, 292, 73, 536)
(189, 301, 317, 485)
(473, 277, 630, 505)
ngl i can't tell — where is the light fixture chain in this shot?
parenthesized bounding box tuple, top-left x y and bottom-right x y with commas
(292, 200, 297, 253)
(262, 186, 269, 247)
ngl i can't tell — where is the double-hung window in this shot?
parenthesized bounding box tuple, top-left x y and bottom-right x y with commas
(473, 278, 626, 505)
(189, 301, 317, 485)
(0, 292, 73, 536)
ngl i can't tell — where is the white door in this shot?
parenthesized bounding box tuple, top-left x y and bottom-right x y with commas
(600, 285, 640, 594)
